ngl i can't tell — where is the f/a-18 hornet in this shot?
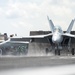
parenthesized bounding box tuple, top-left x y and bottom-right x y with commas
(25, 16, 75, 55)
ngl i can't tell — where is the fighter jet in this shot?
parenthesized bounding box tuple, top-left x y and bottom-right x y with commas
(47, 16, 75, 55)
(1, 16, 75, 55)
(23, 16, 75, 55)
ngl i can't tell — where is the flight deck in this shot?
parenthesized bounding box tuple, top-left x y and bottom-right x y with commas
(0, 55, 75, 71)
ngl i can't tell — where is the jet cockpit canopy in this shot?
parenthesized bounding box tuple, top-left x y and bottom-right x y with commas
(54, 26, 62, 33)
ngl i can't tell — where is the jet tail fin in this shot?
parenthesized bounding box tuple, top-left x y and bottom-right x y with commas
(47, 16, 54, 33)
(66, 19, 75, 33)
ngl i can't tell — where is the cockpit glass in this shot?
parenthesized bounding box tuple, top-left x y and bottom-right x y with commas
(54, 28, 60, 32)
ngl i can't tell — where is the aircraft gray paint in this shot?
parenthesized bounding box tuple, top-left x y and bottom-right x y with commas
(24, 16, 75, 55)
(47, 16, 75, 45)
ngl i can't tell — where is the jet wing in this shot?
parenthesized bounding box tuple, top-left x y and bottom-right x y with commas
(9, 33, 53, 43)
(62, 33, 75, 38)
(23, 33, 53, 38)
(22, 33, 53, 43)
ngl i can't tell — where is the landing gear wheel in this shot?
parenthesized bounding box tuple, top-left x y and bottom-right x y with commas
(58, 50, 60, 55)
(45, 48, 49, 54)
(0, 49, 2, 55)
(55, 50, 57, 55)
(71, 48, 74, 55)
(55, 49, 60, 55)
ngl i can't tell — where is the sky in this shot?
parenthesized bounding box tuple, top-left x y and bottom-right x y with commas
(0, 0, 75, 37)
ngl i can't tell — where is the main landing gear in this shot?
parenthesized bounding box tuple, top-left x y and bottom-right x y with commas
(55, 48, 75, 56)
(55, 49, 60, 55)
(71, 48, 75, 55)
(45, 47, 75, 56)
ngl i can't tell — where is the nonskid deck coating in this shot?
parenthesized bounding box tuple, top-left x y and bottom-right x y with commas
(0, 55, 75, 71)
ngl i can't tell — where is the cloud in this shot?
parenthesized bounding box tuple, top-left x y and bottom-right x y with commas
(0, 0, 75, 36)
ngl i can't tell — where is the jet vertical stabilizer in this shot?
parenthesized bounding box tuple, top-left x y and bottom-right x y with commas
(47, 16, 54, 33)
(66, 19, 75, 33)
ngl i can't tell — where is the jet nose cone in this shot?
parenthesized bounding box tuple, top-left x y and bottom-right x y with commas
(52, 37, 58, 43)
(53, 38, 57, 42)
(53, 39, 58, 43)
(52, 35, 63, 44)
(52, 35, 61, 44)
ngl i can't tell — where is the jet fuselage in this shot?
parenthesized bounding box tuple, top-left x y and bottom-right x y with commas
(52, 26, 63, 44)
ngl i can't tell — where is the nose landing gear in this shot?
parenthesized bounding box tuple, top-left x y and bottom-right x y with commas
(54, 45, 61, 55)
(55, 49, 60, 55)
